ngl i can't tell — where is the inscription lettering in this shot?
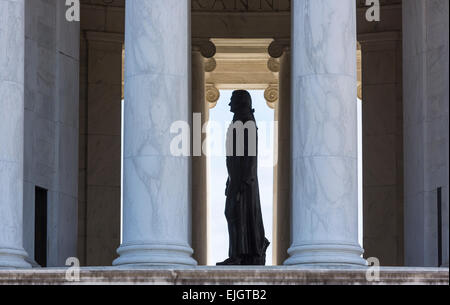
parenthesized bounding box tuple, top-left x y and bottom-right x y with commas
(192, 0, 291, 12)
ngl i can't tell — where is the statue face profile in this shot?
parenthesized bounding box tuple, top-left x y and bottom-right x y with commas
(229, 90, 252, 114)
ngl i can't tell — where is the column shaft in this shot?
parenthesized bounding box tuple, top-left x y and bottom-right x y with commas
(0, 0, 30, 268)
(286, 0, 366, 266)
(276, 50, 292, 265)
(114, 0, 196, 266)
(191, 48, 208, 265)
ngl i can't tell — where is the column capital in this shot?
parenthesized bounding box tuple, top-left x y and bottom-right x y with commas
(206, 84, 220, 109)
(267, 57, 280, 73)
(268, 38, 290, 58)
(192, 38, 217, 58)
(264, 85, 279, 109)
(204, 57, 217, 72)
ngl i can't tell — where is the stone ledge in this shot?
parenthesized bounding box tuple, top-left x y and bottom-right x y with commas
(0, 267, 448, 285)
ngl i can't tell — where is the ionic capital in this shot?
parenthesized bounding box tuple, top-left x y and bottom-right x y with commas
(268, 39, 290, 59)
(264, 85, 279, 109)
(204, 57, 217, 72)
(206, 84, 220, 109)
(267, 57, 280, 73)
(193, 38, 217, 58)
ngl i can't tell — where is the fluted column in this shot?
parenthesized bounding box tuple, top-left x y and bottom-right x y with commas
(114, 0, 196, 266)
(285, 0, 366, 266)
(0, 0, 30, 268)
(191, 40, 215, 265)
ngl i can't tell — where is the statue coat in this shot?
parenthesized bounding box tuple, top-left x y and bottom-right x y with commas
(224, 112, 268, 263)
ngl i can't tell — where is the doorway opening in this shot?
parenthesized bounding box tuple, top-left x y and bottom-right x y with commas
(34, 186, 48, 267)
(207, 90, 275, 265)
(202, 38, 278, 266)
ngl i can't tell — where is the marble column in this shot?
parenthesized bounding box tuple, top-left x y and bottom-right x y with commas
(269, 41, 292, 265)
(0, 0, 30, 268)
(285, 0, 366, 266)
(403, 0, 449, 267)
(113, 0, 196, 266)
(191, 40, 215, 265)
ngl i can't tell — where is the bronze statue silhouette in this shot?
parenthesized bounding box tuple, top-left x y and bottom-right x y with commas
(217, 90, 270, 266)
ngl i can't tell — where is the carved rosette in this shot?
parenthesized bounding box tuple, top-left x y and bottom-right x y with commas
(206, 85, 220, 109)
(264, 85, 279, 109)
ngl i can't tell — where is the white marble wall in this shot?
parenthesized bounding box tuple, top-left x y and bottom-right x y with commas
(83, 32, 123, 266)
(286, 0, 365, 266)
(403, 0, 449, 267)
(0, 0, 30, 268)
(359, 32, 404, 266)
(114, 0, 196, 266)
(22, 0, 79, 267)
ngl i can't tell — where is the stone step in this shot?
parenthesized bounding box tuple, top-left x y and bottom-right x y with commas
(0, 267, 448, 285)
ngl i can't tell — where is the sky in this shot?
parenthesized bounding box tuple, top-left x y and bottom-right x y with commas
(207, 90, 275, 265)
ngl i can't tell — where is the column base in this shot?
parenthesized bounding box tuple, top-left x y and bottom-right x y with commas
(284, 242, 367, 267)
(0, 248, 32, 269)
(113, 242, 198, 267)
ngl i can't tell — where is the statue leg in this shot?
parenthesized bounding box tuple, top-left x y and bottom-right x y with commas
(225, 196, 238, 259)
(217, 196, 243, 265)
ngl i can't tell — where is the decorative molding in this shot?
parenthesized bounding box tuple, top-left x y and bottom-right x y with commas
(205, 38, 277, 90)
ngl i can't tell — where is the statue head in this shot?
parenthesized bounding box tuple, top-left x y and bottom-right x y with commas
(229, 90, 252, 113)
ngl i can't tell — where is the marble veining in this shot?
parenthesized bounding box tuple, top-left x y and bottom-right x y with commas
(293, 0, 356, 78)
(115, 0, 196, 266)
(0, 0, 30, 269)
(286, 0, 365, 266)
